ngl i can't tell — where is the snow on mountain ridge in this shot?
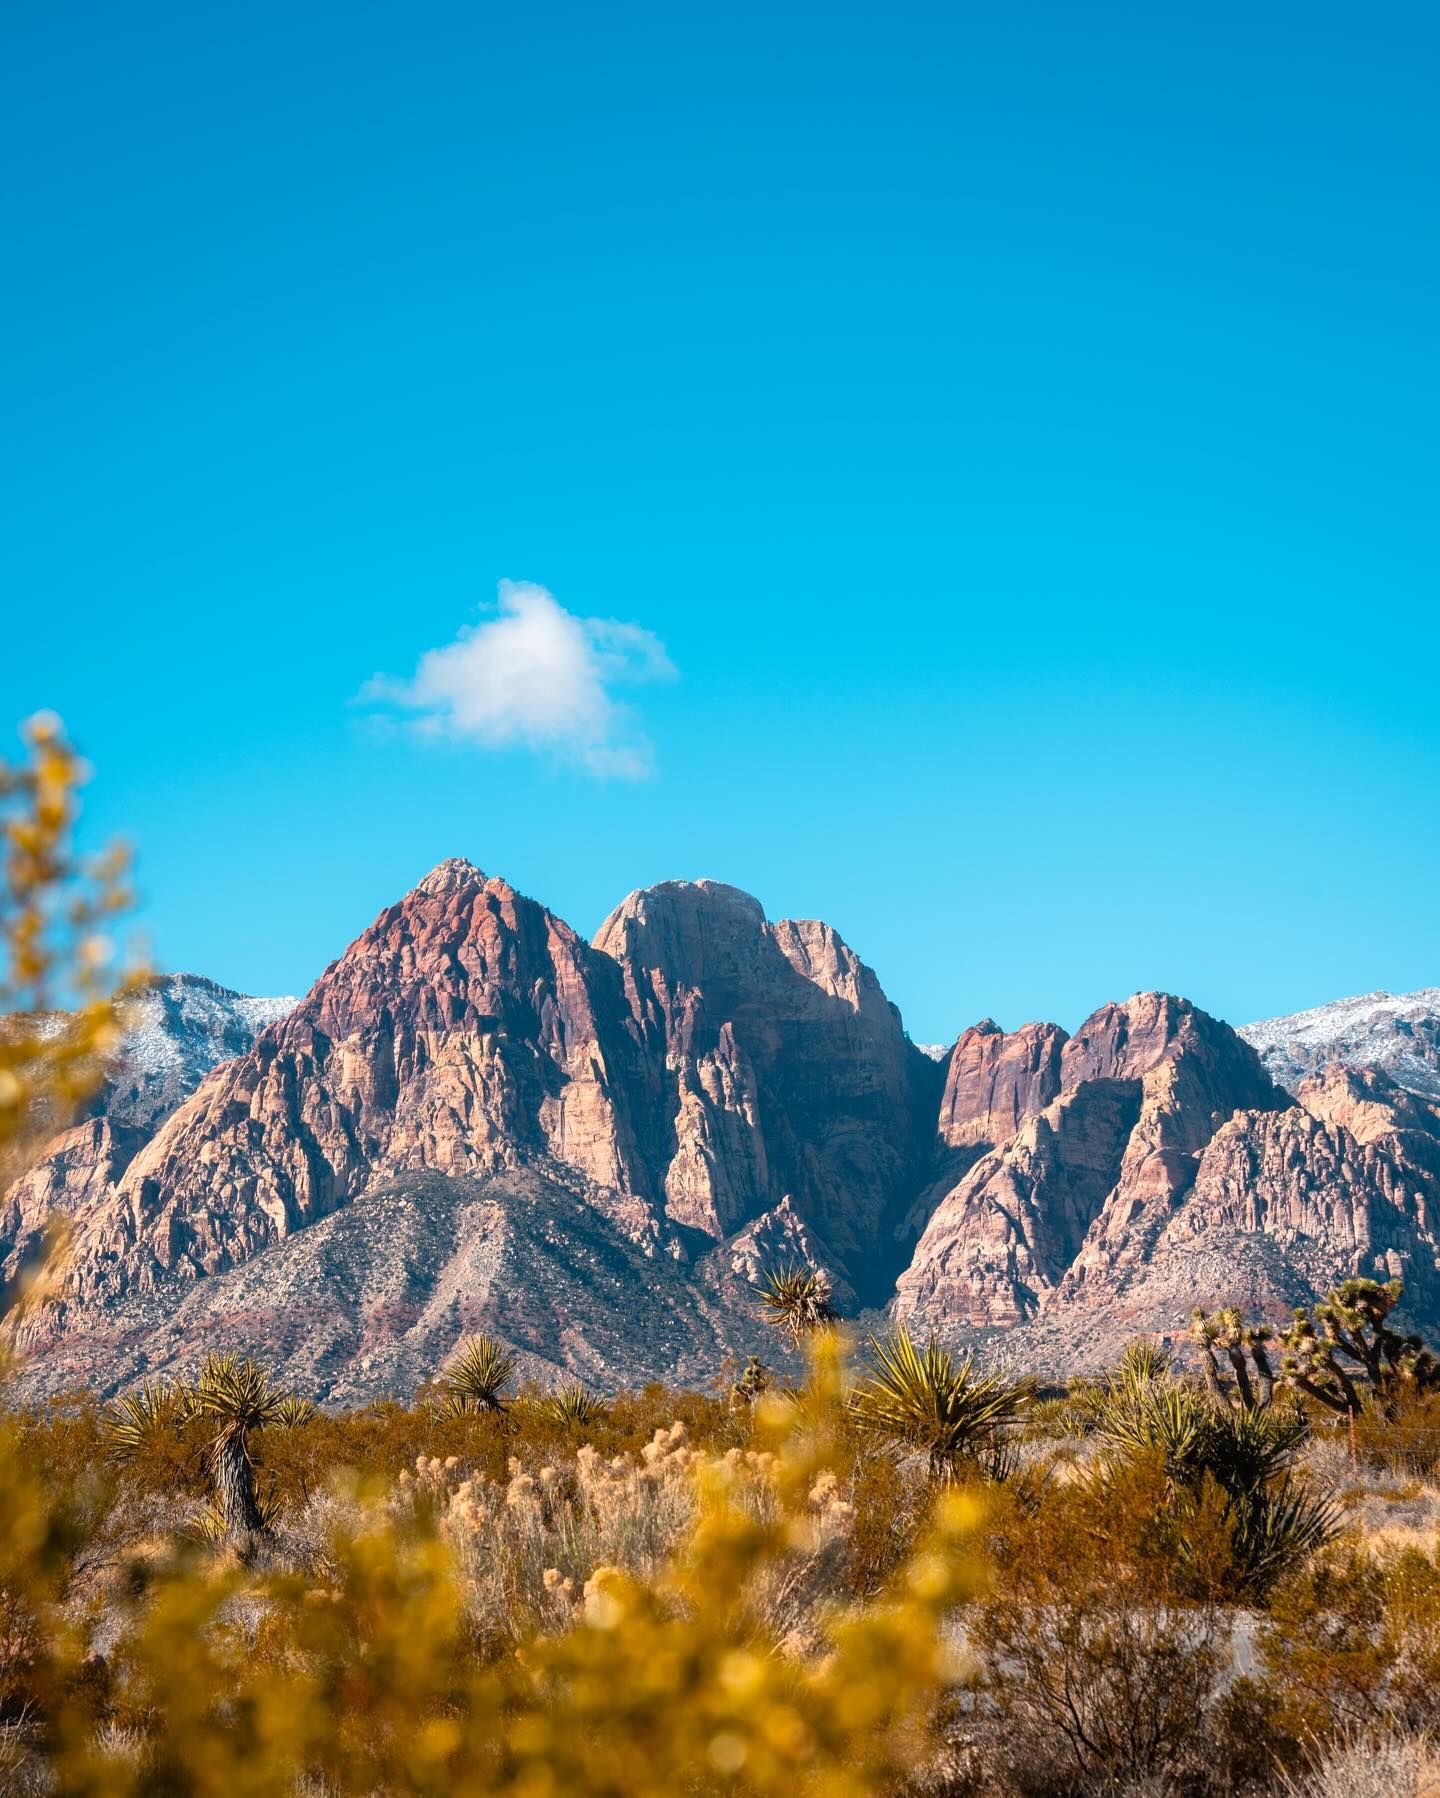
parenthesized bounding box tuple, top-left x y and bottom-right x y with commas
(106, 973, 299, 1129)
(1239, 986, 1440, 1100)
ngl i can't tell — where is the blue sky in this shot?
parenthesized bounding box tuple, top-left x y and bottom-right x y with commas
(3, 2, 1436, 1041)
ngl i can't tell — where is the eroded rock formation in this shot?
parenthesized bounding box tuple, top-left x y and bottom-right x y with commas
(5, 857, 1439, 1396)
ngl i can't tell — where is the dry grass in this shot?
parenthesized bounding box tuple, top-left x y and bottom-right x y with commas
(1282, 1730, 1440, 1798)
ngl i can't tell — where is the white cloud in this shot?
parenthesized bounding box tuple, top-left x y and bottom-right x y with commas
(363, 581, 676, 778)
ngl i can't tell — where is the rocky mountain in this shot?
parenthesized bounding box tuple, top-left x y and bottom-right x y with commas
(1240, 988, 1440, 1101)
(4, 860, 1439, 1398)
(103, 973, 299, 1130)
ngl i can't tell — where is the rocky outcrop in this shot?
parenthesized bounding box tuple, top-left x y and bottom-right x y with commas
(1056, 997, 1283, 1300)
(895, 1079, 1143, 1325)
(1241, 988, 1440, 1101)
(11, 863, 937, 1366)
(593, 880, 940, 1288)
(0, 1116, 148, 1289)
(899, 994, 1288, 1324)
(6, 853, 1437, 1397)
(20, 861, 660, 1332)
(1049, 1063, 1440, 1335)
(2, 975, 295, 1277)
(937, 1019, 1068, 1150)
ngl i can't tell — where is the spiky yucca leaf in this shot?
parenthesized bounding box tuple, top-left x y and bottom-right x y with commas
(102, 1376, 187, 1460)
(752, 1262, 838, 1349)
(270, 1393, 317, 1430)
(186, 1353, 286, 1432)
(851, 1329, 1031, 1481)
(543, 1381, 608, 1427)
(1092, 1380, 1213, 1476)
(1229, 1478, 1341, 1598)
(1117, 1339, 1173, 1384)
(443, 1335, 517, 1414)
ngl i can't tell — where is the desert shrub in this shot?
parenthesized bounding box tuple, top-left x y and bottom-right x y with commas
(1255, 1537, 1440, 1741)
(843, 1438, 929, 1597)
(966, 1457, 1235, 1791)
(1, 1362, 987, 1795)
(1347, 1384, 1440, 1479)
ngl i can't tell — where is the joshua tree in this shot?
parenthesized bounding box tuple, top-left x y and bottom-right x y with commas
(184, 1354, 288, 1541)
(442, 1335, 517, 1414)
(730, 1356, 771, 1408)
(1276, 1278, 1440, 1420)
(1190, 1307, 1276, 1409)
(752, 1262, 838, 1350)
(850, 1328, 1031, 1482)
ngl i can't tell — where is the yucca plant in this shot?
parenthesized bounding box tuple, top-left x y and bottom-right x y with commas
(1092, 1378, 1213, 1477)
(270, 1392, 317, 1429)
(442, 1335, 517, 1415)
(1228, 1477, 1340, 1597)
(851, 1329, 1031, 1481)
(543, 1380, 608, 1428)
(102, 1375, 187, 1461)
(184, 1353, 287, 1541)
(1090, 1353, 1335, 1595)
(1117, 1339, 1173, 1385)
(752, 1262, 838, 1349)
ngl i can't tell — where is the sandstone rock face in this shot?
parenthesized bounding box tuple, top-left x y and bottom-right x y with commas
(1056, 998, 1283, 1300)
(895, 1079, 1143, 1325)
(2, 974, 294, 1281)
(21, 860, 659, 1331)
(0, 1116, 148, 1288)
(1051, 1063, 1440, 1337)
(899, 994, 1287, 1324)
(593, 880, 940, 1288)
(6, 853, 1438, 1398)
(896, 996, 1440, 1356)
(11, 864, 936, 1370)
(937, 1019, 1068, 1150)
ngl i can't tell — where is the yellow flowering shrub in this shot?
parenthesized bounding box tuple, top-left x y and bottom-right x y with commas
(7, 1348, 984, 1796)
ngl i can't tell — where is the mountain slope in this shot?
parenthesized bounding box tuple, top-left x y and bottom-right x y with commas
(105, 974, 299, 1130)
(1240, 987, 1440, 1100)
(7, 863, 1440, 1397)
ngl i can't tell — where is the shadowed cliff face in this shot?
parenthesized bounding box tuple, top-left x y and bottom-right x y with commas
(593, 879, 942, 1295)
(6, 860, 1440, 1398)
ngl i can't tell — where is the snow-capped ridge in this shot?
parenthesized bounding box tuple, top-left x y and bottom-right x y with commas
(1240, 986, 1440, 1101)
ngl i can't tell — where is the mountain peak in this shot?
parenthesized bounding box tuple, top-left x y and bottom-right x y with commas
(412, 857, 488, 899)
